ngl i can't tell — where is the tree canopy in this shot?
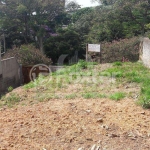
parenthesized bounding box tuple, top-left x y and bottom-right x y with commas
(0, 0, 65, 52)
(1, 0, 150, 64)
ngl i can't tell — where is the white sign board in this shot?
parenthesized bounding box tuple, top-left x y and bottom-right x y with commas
(88, 44, 100, 52)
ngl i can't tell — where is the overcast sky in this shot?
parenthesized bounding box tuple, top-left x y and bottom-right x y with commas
(73, 0, 99, 8)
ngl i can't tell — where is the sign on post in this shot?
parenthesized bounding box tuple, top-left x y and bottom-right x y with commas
(88, 44, 100, 52)
(86, 44, 101, 62)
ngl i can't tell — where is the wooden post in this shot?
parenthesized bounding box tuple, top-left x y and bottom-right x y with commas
(86, 44, 88, 62)
(99, 45, 101, 64)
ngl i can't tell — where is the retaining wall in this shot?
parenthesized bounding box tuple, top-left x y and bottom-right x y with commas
(0, 57, 21, 95)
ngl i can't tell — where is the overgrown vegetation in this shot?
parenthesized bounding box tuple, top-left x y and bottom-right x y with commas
(1, 60, 150, 109)
(22, 61, 150, 109)
(1, 93, 20, 107)
(2, 44, 52, 65)
(100, 62, 150, 108)
(0, 0, 149, 64)
(99, 37, 140, 63)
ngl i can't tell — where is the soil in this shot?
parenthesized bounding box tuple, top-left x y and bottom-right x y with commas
(0, 97, 150, 150)
(0, 63, 150, 150)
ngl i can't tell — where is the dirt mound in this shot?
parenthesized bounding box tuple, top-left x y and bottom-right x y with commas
(0, 98, 150, 150)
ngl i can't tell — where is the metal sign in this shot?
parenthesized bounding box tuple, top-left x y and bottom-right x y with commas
(88, 44, 100, 52)
(86, 44, 101, 63)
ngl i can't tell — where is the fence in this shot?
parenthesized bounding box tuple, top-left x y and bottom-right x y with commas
(0, 57, 22, 96)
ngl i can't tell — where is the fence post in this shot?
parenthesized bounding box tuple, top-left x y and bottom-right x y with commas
(86, 44, 88, 62)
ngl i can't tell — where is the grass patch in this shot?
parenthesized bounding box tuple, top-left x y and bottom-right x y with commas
(100, 62, 150, 108)
(100, 68, 124, 78)
(1, 93, 20, 107)
(23, 60, 96, 91)
(113, 61, 122, 66)
(36, 93, 59, 102)
(82, 92, 106, 99)
(6, 61, 150, 109)
(109, 92, 126, 101)
(65, 94, 77, 99)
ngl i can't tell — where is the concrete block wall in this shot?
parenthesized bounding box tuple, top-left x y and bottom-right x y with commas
(0, 57, 21, 96)
(140, 38, 150, 68)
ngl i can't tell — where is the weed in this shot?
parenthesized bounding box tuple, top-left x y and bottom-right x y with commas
(2, 93, 20, 107)
(23, 74, 48, 89)
(138, 97, 150, 109)
(36, 93, 60, 102)
(21, 61, 150, 109)
(8, 86, 13, 92)
(65, 94, 77, 99)
(109, 92, 125, 101)
(131, 77, 143, 83)
(57, 82, 63, 88)
(100, 68, 124, 78)
(113, 61, 122, 66)
(77, 60, 88, 69)
(82, 92, 106, 99)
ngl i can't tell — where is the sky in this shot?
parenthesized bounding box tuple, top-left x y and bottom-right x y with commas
(73, 0, 99, 8)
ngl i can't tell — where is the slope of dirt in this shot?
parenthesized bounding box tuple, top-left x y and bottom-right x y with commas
(0, 97, 150, 150)
(0, 63, 150, 150)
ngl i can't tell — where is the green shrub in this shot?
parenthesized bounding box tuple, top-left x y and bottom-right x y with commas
(88, 37, 140, 63)
(8, 86, 13, 92)
(2, 93, 20, 107)
(109, 92, 125, 101)
(113, 61, 122, 66)
(2, 44, 52, 65)
(77, 60, 88, 69)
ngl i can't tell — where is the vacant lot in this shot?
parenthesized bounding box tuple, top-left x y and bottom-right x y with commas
(0, 61, 150, 150)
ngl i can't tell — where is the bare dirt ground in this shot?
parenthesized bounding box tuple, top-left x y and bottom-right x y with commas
(0, 63, 150, 150)
(0, 97, 150, 150)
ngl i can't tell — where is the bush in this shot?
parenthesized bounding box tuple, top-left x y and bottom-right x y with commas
(77, 60, 88, 69)
(102, 37, 140, 62)
(2, 44, 52, 65)
(113, 61, 122, 66)
(88, 37, 140, 63)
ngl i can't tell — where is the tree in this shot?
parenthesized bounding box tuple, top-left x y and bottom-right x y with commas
(91, 0, 117, 5)
(115, 0, 150, 36)
(44, 28, 84, 63)
(65, 1, 81, 12)
(0, 0, 65, 53)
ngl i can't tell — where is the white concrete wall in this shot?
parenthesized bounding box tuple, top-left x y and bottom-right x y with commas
(141, 38, 150, 68)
